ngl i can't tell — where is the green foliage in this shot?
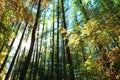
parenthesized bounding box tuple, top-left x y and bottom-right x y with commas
(67, 0, 120, 79)
(0, 21, 12, 47)
(0, 0, 120, 80)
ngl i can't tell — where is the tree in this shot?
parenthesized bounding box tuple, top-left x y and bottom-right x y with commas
(19, 0, 42, 79)
(56, 0, 60, 79)
(5, 23, 28, 80)
(0, 23, 21, 74)
(61, 0, 75, 80)
(51, 1, 55, 80)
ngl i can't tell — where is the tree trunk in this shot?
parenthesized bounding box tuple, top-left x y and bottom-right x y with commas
(62, 36, 67, 80)
(19, 0, 42, 79)
(33, 40, 38, 80)
(5, 23, 27, 80)
(11, 46, 22, 80)
(56, 0, 60, 79)
(61, 0, 75, 80)
(29, 48, 36, 80)
(0, 23, 21, 74)
(51, 1, 55, 80)
(38, 10, 46, 80)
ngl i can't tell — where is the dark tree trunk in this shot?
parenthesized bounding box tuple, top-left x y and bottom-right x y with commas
(29, 48, 36, 80)
(17, 47, 26, 79)
(0, 23, 16, 54)
(61, 0, 75, 80)
(19, 0, 42, 79)
(38, 10, 46, 80)
(33, 40, 38, 80)
(51, 1, 55, 80)
(62, 36, 67, 80)
(11, 46, 23, 80)
(56, 0, 60, 79)
(0, 23, 21, 74)
(5, 23, 27, 80)
(43, 38, 47, 72)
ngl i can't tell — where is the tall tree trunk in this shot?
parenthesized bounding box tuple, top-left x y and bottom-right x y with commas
(61, 0, 75, 80)
(62, 35, 67, 80)
(11, 46, 22, 80)
(38, 10, 46, 80)
(56, 0, 60, 79)
(17, 47, 26, 79)
(0, 23, 15, 54)
(0, 23, 21, 74)
(51, 1, 55, 80)
(43, 37, 47, 72)
(29, 48, 36, 80)
(5, 23, 27, 80)
(33, 40, 38, 80)
(19, 0, 42, 79)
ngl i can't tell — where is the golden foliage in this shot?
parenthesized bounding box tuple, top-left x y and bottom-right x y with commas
(41, 0, 49, 6)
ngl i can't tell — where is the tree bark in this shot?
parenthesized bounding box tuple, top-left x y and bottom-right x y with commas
(62, 36, 67, 80)
(51, 1, 55, 80)
(19, 0, 42, 79)
(11, 46, 23, 80)
(61, 0, 75, 80)
(5, 23, 27, 80)
(0, 23, 21, 74)
(29, 48, 36, 80)
(56, 0, 60, 79)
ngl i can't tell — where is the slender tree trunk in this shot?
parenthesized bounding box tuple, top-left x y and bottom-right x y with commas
(42, 35, 47, 80)
(39, 9, 46, 62)
(19, 0, 42, 79)
(29, 48, 36, 80)
(43, 38, 47, 72)
(56, 0, 60, 79)
(51, 1, 55, 80)
(17, 47, 26, 78)
(38, 10, 46, 80)
(42, 11, 47, 80)
(62, 36, 67, 80)
(11, 46, 22, 80)
(0, 23, 21, 74)
(61, 0, 75, 80)
(0, 23, 16, 54)
(5, 23, 27, 80)
(33, 40, 38, 80)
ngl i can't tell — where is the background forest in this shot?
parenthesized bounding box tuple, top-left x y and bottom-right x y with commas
(0, 0, 120, 80)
